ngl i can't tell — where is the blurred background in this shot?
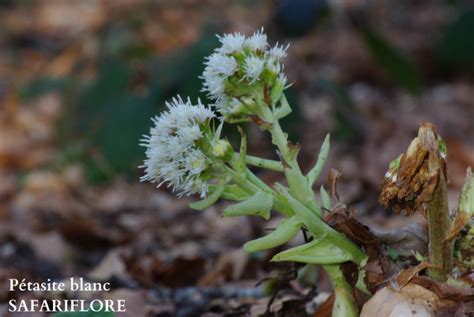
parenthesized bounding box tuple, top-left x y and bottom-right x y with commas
(0, 0, 473, 316)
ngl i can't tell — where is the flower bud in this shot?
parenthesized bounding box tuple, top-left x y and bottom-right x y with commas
(212, 139, 233, 161)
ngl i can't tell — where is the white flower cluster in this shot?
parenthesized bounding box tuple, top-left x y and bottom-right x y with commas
(140, 96, 215, 197)
(201, 28, 288, 120)
(141, 29, 289, 196)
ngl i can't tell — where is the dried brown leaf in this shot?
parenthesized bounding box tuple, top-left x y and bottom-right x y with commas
(360, 283, 449, 317)
(394, 261, 433, 289)
(313, 293, 335, 317)
(327, 168, 342, 202)
(379, 123, 446, 216)
(446, 212, 469, 241)
(409, 276, 474, 302)
(89, 250, 128, 281)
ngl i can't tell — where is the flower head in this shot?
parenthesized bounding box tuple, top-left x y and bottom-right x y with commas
(140, 96, 215, 197)
(201, 28, 289, 122)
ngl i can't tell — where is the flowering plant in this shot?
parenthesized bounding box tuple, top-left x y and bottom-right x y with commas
(141, 29, 368, 317)
(141, 28, 474, 316)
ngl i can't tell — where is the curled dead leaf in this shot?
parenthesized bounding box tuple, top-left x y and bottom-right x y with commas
(394, 261, 433, 289)
(379, 123, 446, 216)
(446, 212, 469, 241)
(327, 168, 342, 202)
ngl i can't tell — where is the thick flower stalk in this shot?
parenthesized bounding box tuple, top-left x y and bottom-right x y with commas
(380, 123, 453, 281)
(142, 29, 367, 317)
(380, 123, 474, 282)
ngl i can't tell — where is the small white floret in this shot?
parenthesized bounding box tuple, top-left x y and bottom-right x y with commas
(217, 32, 246, 54)
(201, 53, 237, 99)
(245, 28, 268, 51)
(204, 53, 238, 78)
(268, 43, 289, 61)
(244, 56, 265, 83)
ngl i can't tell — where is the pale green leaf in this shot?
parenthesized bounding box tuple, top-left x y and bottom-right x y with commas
(276, 184, 324, 234)
(244, 216, 303, 253)
(320, 185, 331, 211)
(284, 167, 320, 216)
(275, 183, 367, 265)
(271, 238, 352, 264)
(224, 191, 273, 219)
(307, 134, 330, 185)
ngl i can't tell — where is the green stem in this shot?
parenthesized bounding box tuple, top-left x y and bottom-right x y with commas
(259, 101, 294, 164)
(263, 99, 366, 264)
(244, 154, 284, 172)
(269, 117, 322, 213)
(263, 95, 364, 316)
(269, 114, 294, 165)
(224, 165, 260, 194)
(324, 265, 358, 317)
(224, 159, 294, 217)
